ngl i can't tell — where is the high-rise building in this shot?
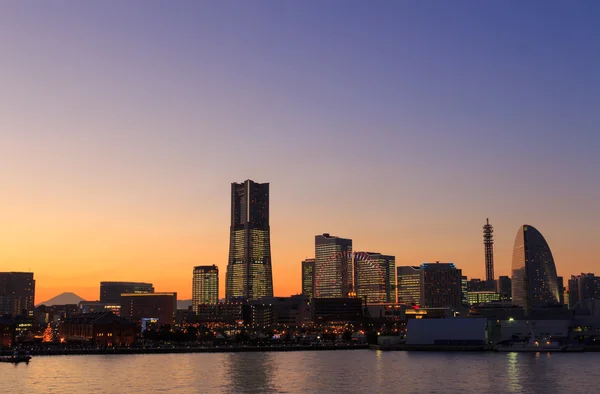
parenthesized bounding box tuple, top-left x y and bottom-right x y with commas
(225, 180, 273, 301)
(496, 276, 512, 301)
(397, 266, 421, 305)
(511, 225, 560, 314)
(461, 276, 468, 306)
(120, 292, 177, 326)
(314, 234, 353, 298)
(99, 282, 154, 304)
(0, 272, 35, 317)
(192, 265, 219, 311)
(420, 262, 463, 309)
(568, 273, 600, 309)
(301, 258, 316, 298)
(483, 218, 495, 286)
(353, 252, 396, 303)
(557, 276, 566, 305)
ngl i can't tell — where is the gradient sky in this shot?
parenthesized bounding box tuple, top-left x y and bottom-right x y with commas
(1, 1, 599, 303)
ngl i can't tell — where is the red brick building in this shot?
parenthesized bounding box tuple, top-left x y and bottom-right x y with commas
(59, 312, 136, 347)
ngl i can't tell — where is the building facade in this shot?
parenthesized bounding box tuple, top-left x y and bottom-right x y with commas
(511, 225, 560, 314)
(59, 312, 136, 346)
(99, 282, 154, 304)
(354, 252, 396, 303)
(0, 272, 35, 317)
(192, 265, 219, 311)
(496, 276, 512, 301)
(120, 293, 177, 326)
(397, 266, 421, 305)
(225, 180, 273, 301)
(301, 258, 316, 299)
(312, 297, 363, 323)
(314, 234, 353, 298)
(467, 291, 501, 305)
(420, 262, 463, 310)
(568, 273, 600, 309)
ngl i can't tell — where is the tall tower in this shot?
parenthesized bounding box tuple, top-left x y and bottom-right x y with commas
(192, 265, 219, 312)
(314, 234, 352, 298)
(483, 218, 494, 283)
(225, 180, 273, 301)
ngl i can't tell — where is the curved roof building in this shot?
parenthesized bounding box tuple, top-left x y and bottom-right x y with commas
(511, 225, 560, 314)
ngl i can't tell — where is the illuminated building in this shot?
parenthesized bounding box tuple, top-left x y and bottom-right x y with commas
(420, 262, 463, 309)
(568, 273, 600, 309)
(59, 312, 136, 346)
(78, 301, 121, 315)
(353, 252, 395, 303)
(467, 291, 501, 305)
(225, 180, 273, 301)
(511, 225, 560, 314)
(120, 292, 177, 326)
(192, 265, 219, 312)
(315, 234, 353, 298)
(462, 276, 468, 306)
(99, 282, 154, 303)
(397, 266, 421, 305)
(301, 258, 316, 298)
(0, 272, 35, 317)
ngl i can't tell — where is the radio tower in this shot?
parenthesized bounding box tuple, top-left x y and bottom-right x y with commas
(483, 218, 494, 283)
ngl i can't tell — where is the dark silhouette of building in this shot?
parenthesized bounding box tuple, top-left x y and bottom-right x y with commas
(397, 266, 421, 305)
(557, 276, 566, 305)
(354, 252, 396, 303)
(192, 265, 219, 312)
(312, 297, 363, 323)
(301, 259, 316, 298)
(568, 273, 600, 309)
(120, 292, 176, 326)
(226, 180, 273, 301)
(0, 316, 15, 348)
(0, 272, 35, 317)
(511, 225, 560, 314)
(483, 218, 495, 287)
(467, 278, 485, 292)
(496, 276, 512, 301)
(315, 234, 353, 298)
(59, 312, 136, 346)
(99, 282, 154, 303)
(420, 262, 463, 310)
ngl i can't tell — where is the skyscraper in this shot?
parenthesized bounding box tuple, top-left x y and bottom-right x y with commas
(420, 262, 463, 309)
(225, 180, 273, 301)
(192, 265, 219, 311)
(397, 266, 421, 305)
(483, 218, 495, 289)
(0, 272, 35, 317)
(354, 252, 395, 303)
(301, 258, 316, 298)
(314, 234, 352, 298)
(511, 224, 560, 314)
(100, 282, 154, 303)
(568, 273, 600, 310)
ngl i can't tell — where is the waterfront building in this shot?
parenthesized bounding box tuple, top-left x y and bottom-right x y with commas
(312, 297, 363, 323)
(120, 292, 176, 326)
(496, 276, 512, 301)
(271, 295, 312, 326)
(467, 291, 501, 306)
(196, 302, 246, 324)
(225, 180, 274, 301)
(99, 282, 154, 304)
(354, 252, 396, 303)
(568, 273, 600, 310)
(420, 262, 463, 310)
(192, 265, 219, 312)
(301, 258, 316, 298)
(0, 272, 35, 317)
(511, 225, 560, 314)
(59, 312, 136, 346)
(396, 266, 421, 305)
(314, 234, 353, 298)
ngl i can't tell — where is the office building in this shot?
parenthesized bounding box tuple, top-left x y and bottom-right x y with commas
(301, 258, 316, 298)
(0, 272, 35, 317)
(461, 276, 468, 306)
(120, 292, 176, 326)
(315, 234, 353, 298)
(312, 297, 363, 323)
(59, 312, 136, 347)
(467, 291, 501, 305)
(467, 278, 485, 293)
(557, 276, 566, 305)
(397, 266, 421, 305)
(225, 180, 273, 301)
(496, 276, 512, 301)
(420, 262, 463, 309)
(354, 252, 395, 303)
(568, 273, 600, 309)
(511, 225, 560, 314)
(100, 282, 154, 304)
(192, 265, 219, 312)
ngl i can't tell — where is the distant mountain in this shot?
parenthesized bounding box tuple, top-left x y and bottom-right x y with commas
(37, 292, 87, 306)
(177, 299, 192, 310)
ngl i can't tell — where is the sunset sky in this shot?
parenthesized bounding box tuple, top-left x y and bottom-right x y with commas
(1, 2, 599, 303)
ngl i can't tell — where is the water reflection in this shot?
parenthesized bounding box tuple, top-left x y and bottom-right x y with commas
(506, 352, 522, 392)
(224, 352, 277, 393)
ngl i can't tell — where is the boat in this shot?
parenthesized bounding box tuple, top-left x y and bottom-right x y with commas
(0, 350, 32, 364)
(495, 322, 565, 352)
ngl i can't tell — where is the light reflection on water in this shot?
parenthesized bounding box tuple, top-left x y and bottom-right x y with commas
(2, 350, 599, 393)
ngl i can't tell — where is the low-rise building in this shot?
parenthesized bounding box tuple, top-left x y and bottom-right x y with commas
(59, 312, 136, 346)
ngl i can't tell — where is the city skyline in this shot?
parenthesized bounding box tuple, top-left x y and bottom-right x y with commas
(1, 2, 599, 303)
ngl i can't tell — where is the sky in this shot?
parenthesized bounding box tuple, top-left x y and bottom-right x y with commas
(1, 1, 599, 303)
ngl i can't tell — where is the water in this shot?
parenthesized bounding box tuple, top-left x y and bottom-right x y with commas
(2, 350, 599, 393)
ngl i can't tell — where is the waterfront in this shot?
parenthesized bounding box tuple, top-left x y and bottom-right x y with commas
(2, 350, 599, 393)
